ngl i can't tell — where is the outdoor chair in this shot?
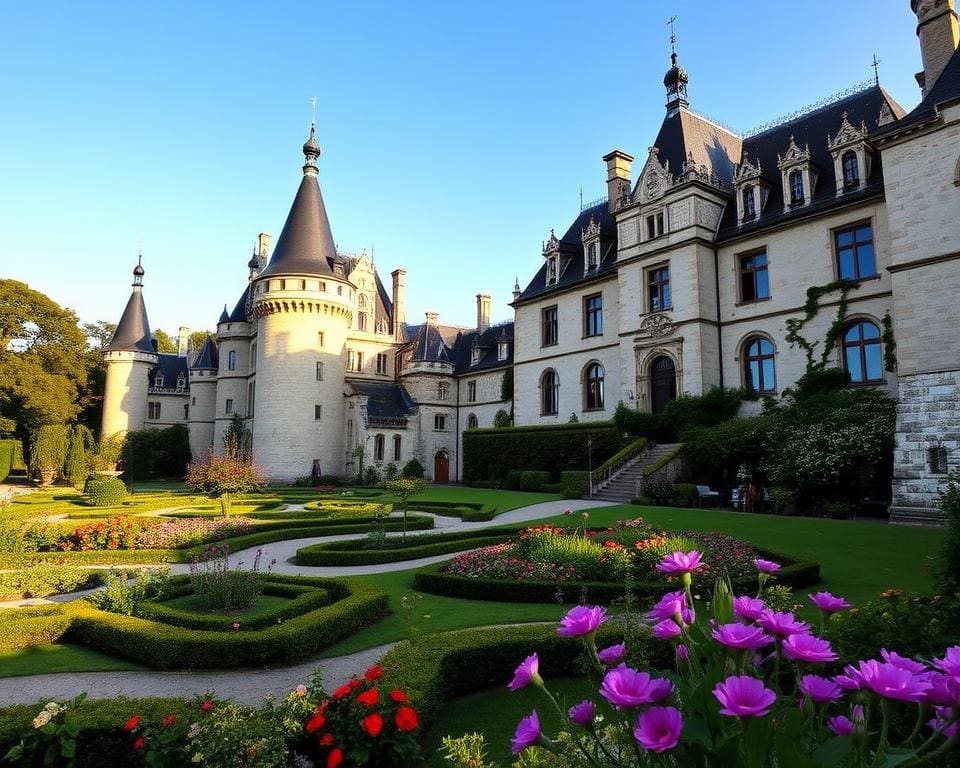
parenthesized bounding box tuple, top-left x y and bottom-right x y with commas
(696, 485, 720, 509)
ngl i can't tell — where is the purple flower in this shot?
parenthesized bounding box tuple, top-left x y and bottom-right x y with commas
(712, 622, 774, 651)
(634, 706, 683, 753)
(656, 550, 705, 575)
(933, 646, 960, 677)
(646, 590, 686, 621)
(834, 664, 864, 691)
(921, 672, 960, 708)
(857, 660, 933, 703)
(759, 610, 811, 638)
(733, 596, 767, 622)
(713, 675, 776, 718)
(799, 674, 842, 704)
(508, 653, 542, 691)
(676, 643, 689, 661)
(928, 706, 960, 740)
(600, 665, 674, 709)
(568, 700, 595, 727)
(782, 634, 839, 664)
(557, 605, 607, 638)
(511, 710, 541, 755)
(808, 592, 851, 614)
(653, 619, 682, 641)
(597, 643, 626, 665)
(880, 649, 927, 674)
(754, 558, 781, 574)
(827, 714, 854, 736)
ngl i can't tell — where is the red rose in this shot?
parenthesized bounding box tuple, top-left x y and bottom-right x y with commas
(364, 664, 384, 681)
(305, 713, 326, 734)
(356, 688, 379, 707)
(362, 712, 383, 737)
(133, 737, 145, 750)
(349, 679, 362, 689)
(200, 700, 213, 712)
(395, 706, 419, 732)
(319, 733, 333, 746)
(327, 747, 343, 768)
(124, 715, 141, 732)
(162, 714, 176, 727)
(332, 684, 352, 700)
(389, 689, 408, 703)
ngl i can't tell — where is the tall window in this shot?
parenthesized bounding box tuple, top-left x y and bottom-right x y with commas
(251, 342, 257, 370)
(374, 434, 385, 462)
(584, 363, 605, 410)
(434, 414, 446, 430)
(317, 332, 324, 348)
(225, 398, 234, 415)
(540, 369, 559, 416)
(314, 404, 323, 420)
(546, 257, 557, 285)
(183, 404, 189, 420)
(835, 223, 876, 280)
(376, 353, 388, 375)
(789, 170, 804, 205)
(176, 375, 186, 391)
(541, 306, 558, 346)
(357, 312, 368, 332)
(468, 381, 477, 402)
(316, 361, 324, 381)
(742, 186, 756, 220)
(438, 382, 449, 401)
(739, 251, 770, 302)
(743, 336, 776, 393)
(587, 242, 598, 270)
(648, 267, 671, 312)
(646, 212, 665, 240)
(228, 350, 236, 371)
(842, 321, 883, 383)
(842, 151, 860, 189)
(148, 402, 161, 420)
(498, 341, 509, 361)
(584, 294, 603, 337)
(248, 382, 255, 416)
(467, 413, 478, 429)
(393, 435, 401, 462)
(347, 350, 363, 372)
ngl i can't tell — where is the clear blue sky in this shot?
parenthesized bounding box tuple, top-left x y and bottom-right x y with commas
(0, 1, 923, 336)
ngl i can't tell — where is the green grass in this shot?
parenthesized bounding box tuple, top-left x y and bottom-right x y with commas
(160, 592, 291, 618)
(0, 643, 144, 677)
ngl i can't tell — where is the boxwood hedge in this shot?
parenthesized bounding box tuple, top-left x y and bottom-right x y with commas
(0, 605, 72, 651)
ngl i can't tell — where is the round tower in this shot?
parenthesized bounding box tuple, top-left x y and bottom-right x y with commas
(213, 297, 253, 453)
(251, 124, 352, 481)
(101, 257, 159, 440)
(187, 335, 219, 459)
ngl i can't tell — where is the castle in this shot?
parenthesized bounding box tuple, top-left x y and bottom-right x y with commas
(102, 1, 960, 522)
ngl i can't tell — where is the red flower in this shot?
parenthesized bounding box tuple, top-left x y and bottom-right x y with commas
(162, 714, 176, 727)
(349, 679, 362, 689)
(362, 712, 383, 737)
(389, 689, 408, 703)
(356, 688, 379, 707)
(364, 664, 384, 681)
(327, 747, 343, 768)
(332, 684, 352, 700)
(124, 715, 141, 732)
(319, 733, 333, 746)
(305, 713, 326, 734)
(395, 706, 419, 732)
(200, 700, 214, 712)
(133, 737, 145, 750)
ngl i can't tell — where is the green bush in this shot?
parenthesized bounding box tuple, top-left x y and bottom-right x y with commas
(0, 439, 20, 482)
(640, 476, 673, 506)
(121, 425, 192, 480)
(937, 472, 960, 592)
(460, 506, 495, 522)
(30, 424, 69, 482)
(672, 482, 699, 507)
(503, 469, 524, 490)
(0, 605, 72, 651)
(0, 565, 104, 601)
(401, 458, 425, 478)
(84, 477, 127, 506)
(541, 482, 562, 493)
(681, 416, 775, 489)
(631, 495, 652, 506)
(560, 470, 590, 499)
(769, 486, 796, 515)
(519, 470, 550, 491)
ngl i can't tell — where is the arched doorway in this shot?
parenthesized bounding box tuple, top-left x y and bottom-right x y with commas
(434, 451, 449, 484)
(650, 355, 677, 414)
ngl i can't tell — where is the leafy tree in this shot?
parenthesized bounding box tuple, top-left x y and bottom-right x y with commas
(82, 321, 117, 349)
(384, 476, 426, 539)
(188, 330, 213, 352)
(223, 414, 252, 461)
(186, 451, 266, 517)
(77, 320, 117, 434)
(121, 425, 192, 480)
(152, 329, 177, 353)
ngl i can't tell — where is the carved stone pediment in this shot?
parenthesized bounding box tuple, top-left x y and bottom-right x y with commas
(581, 215, 600, 243)
(777, 135, 811, 170)
(827, 112, 869, 151)
(542, 229, 560, 257)
(638, 313, 676, 339)
(877, 102, 895, 128)
(638, 147, 673, 204)
(734, 154, 763, 184)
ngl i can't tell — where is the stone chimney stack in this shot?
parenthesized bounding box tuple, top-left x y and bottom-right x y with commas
(425, 311, 438, 326)
(602, 150, 634, 212)
(257, 232, 271, 270)
(391, 268, 406, 341)
(913, 0, 960, 96)
(177, 326, 190, 356)
(476, 293, 491, 333)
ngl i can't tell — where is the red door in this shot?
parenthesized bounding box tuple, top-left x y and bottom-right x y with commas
(434, 452, 449, 484)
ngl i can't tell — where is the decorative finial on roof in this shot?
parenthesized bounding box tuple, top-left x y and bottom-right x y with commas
(302, 97, 321, 176)
(872, 53, 881, 86)
(132, 252, 144, 286)
(663, 18, 689, 117)
(668, 15, 677, 56)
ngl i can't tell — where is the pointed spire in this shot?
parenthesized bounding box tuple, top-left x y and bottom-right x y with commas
(219, 304, 230, 323)
(104, 255, 155, 354)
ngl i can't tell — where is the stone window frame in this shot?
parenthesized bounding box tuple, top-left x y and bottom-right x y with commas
(466, 413, 478, 429)
(314, 404, 323, 420)
(540, 369, 559, 416)
(227, 350, 237, 371)
(839, 316, 884, 385)
(832, 220, 877, 282)
(467, 380, 477, 402)
(225, 398, 234, 415)
(582, 360, 605, 411)
(434, 413, 447, 431)
(583, 293, 603, 338)
(928, 446, 949, 475)
(739, 333, 778, 394)
(374, 434, 385, 462)
(376, 353, 388, 375)
(393, 434, 402, 462)
(541, 305, 559, 347)
(737, 248, 771, 304)
(646, 264, 672, 313)
(148, 402, 161, 420)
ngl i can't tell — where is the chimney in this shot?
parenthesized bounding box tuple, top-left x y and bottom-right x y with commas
(425, 311, 438, 326)
(177, 326, 190, 356)
(476, 293, 491, 332)
(257, 232, 271, 269)
(512, 277, 521, 303)
(391, 268, 406, 341)
(913, 0, 960, 96)
(602, 150, 634, 212)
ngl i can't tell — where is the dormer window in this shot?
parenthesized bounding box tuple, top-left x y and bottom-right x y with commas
(734, 155, 769, 225)
(470, 344, 480, 366)
(154, 374, 165, 389)
(828, 112, 871, 197)
(176, 374, 186, 391)
(842, 151, 860, 189)
(498, 341, 509, 361)
(789, 170, 804, 206)
(543, 229, 561, 287)
(581, 215, 601, 272)
(777, 136, 816, 210)
(742, 186, 756, 220)
(546, 258, 557, 284)
(587, 242, 598, 270)
(645, 211, 665, 240)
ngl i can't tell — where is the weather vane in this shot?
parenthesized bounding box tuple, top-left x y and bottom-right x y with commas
(667, 15, 677, 54)
(872, 54, 881, 85)
(310, 96, 317, 128)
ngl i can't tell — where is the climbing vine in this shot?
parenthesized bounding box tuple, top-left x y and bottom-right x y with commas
(881, 311, 897, 372)
(784, 278, 860, 373)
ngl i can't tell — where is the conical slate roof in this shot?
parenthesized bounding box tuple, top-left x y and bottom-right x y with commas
(104, 267, 155, 354)
(190, 336, 219, 370)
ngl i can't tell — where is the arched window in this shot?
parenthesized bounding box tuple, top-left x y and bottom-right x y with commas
(584, 363, 605, 410)
(374, 434, 385, 462)
(842, 321, 883, 383)
(789, 170, 804, 205)
(842, 151, 860, 189)
(393, 435, 401, 462)
(540, 370, 559, 416)
(467, 413, 478, 429)
(743, 336, 776, 393)
(742, 185, 756, 219)
(228, 350, 236, 371)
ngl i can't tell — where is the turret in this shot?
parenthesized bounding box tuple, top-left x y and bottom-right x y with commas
(187, 336, 219, 459)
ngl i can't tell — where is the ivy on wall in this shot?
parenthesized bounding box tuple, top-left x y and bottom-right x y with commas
(784, 278, 860, 373)
(881, 312, 898, 373)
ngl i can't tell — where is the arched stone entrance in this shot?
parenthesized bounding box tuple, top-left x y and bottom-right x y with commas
(434, 451, 449, 484)
(650, 355, 677, 414)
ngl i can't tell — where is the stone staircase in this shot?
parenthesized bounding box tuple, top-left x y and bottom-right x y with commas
(590, 443, 681, 503)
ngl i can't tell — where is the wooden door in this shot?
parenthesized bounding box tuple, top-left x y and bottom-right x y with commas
(650, 356, 677, 414)
(434, 452, 449, 484)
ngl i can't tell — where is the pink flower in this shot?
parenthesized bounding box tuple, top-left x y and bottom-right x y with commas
(676, 643, 689, 661)
(653, 619, 682, 640)
(782, 634, 839, 664)
(827, 714, 854, 736)
(597, 643, 626, 665)
(646, 590, 687, 621)
(921, 672, 960, 708)
(600, 665, 673, 709)
(511, 711, 541, 755)
(933, 646, 960, 677)
(857, 660, 933, 703)
(799, 674, 842, 704)
(656, 550, 705, 575)
(754, 559, 781, 574)
(634, 706, 683, 753)
(881, 649, 927, 674)
(713, 675, 776, 718)
(928, 706, 960, 740)
(508, 653, 542, 692)
(557, 605, 607, 638)
(231, 622, 240, 631)
(733, 596, 766, 622)
(759, 610, 810, 638)
(294, 685, 307, 697)
(712, 622, 774, 651)
(808, 591, 851, 614)
(568, 700, 595, 726)
(834, 664, 864, 691)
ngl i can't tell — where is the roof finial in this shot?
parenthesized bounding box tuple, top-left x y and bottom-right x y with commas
(872, 53, 881, 86)
(667, 15, 677, 59)
(302, 97, 321, 175)
(132, 250, 145, 286)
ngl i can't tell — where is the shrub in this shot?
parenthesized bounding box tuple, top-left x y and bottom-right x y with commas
(59, 515, 148, 551)
(560, 471, 589, 499)
(630, 495, 652, 506)
(84, 477, 127, 507)
(384, 476, 426, 539)
(401, 458, 425, 478)
(0, 606, 71, 651)
(185, 451, 266, 517)
(0, 565, 104, 601)
(188, 545, 264, 610)
(519, 470, 549, 492)
(822, 499, 853, 519)
(29, 424, 69, 483)
(383, 462, 398, 480)
(0, 439, 19, 481)
(681, 416, 775, 490)
(503, 469, 524, 490)
(768, 486, 796, 515)
(87, 567, 171, 615)
(301, 500, 391, 516)
(64, 425, 94, 488)
(121, 425, 192, 480)
(671, 482, 699, 507)
(640, 476, 673, 506)
(364, 464, 382, 486)
(937, 471, 960, 592)
(136, 516, 255, 549)
(296, 528, 519, 566)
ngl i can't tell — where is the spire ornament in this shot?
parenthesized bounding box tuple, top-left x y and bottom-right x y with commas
(302, 97, 321, 176)
(132, 252, 144, 287)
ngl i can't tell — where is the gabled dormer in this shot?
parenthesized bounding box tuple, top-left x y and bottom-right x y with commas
(734, 154, 770, 225)
(776, 135, 818, 210)
(543, 229, 561, 287)
(581, 215, 601, 273)
(470, 337, 481, 367)
(827, 111, 872, 196)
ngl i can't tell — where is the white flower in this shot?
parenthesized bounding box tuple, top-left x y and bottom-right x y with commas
(44, 702, 61, 714)
(32, 711, 52, 729)
(187, 722, 201, 740)
(192, 753, 203, 763)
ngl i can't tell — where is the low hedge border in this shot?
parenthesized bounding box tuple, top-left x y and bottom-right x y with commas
(65, 575, 389, 669)
(406, 500, 497, 521)
(0, 605, 72, 651)
(413, 547, 820, 604)
(0, 567, 105, 601)
(295, 527, 520, 566)
(302, 500, 392, 515)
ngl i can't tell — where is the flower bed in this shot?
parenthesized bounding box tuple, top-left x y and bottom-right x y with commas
(136, 517, 255, 549)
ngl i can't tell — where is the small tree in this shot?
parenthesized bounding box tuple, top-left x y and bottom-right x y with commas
(384, 476, 426, 539)
(64, 424, 94, 488)
(223, 414, 252, 461)
(185, 451, 266, 517)
(937, 472, 960, 593)
(29, 424, 69, 485)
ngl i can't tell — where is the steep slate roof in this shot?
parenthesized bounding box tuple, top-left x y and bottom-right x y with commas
(149, 354, 190, 390)
(347, 381, 415, 425)
(516, 201, 618, 303)
(190, 336, 219, 370)
(651, 108, 742, 184)
(717, 84, 905, 239)
(408, 322, 453, 363)
(450, 322, 514, 374)
(225, 285, 251, 323)
(104, 287, 155, 354)
(875, 47, 960, 138)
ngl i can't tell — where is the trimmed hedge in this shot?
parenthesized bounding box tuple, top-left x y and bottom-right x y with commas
(413, 547, 821, 604)
(0, 566, 105, 600)
(302, 500, 392, 515)
(0, 439, 18, 482)
(84, 477, 127, 507)
(560, 470, 590, 499)
(406, 500, 496, 521)
(66, 575, 389, 669)
(0, 605, 72, 651)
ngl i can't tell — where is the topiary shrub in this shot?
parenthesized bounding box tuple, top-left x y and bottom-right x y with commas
(503, 469, 524, 490)
(401, 458, 425, 478)
(640, 476, 673, 506)
(519, 470, 549, 492)
(29, 424, 69, 484)
(671, 482, 699, 507)
(0, 439, 18, 482)
(83, 477, 127, 507)
(560, 470, 589, 499)
(630, 495, 653, 506)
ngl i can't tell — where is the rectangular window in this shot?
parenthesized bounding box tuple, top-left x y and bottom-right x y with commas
(468, 381, 477, 402)
(434, 414, 446, 430)
(928, 446, 949, 475)
(587, 241, 598, 270)
(183, 404, 189, 420)
(347, 350, 363, 372)
(647, 266, 672, 312)
(316, 361, 324, 381)
(376, 353, 388, 375)
(584, 293, 603, 337)
(438, 382, 449, 401)
(227, 350, 237, 371)
(393, 435, 401, 462)
(148, 402, 160, 420)
(541, 306, 558, 346)
(646, 212, 665, 240)
(248, 382, 255, 416)
(317, 332, 324, 348)
(225, 398, 234, 415)
(739, 250, 770, 302)
(357, 312, 367, 332)
(835, 223, 876, 280)
(315, 404, 322, 420)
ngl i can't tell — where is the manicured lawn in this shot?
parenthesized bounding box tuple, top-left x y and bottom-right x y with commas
(0, 644, 143, 677)
(161, 592, 291, 618)
(383, 486, 561, 513)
